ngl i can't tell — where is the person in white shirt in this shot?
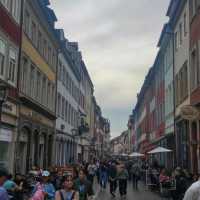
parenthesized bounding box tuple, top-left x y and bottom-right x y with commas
(183, 177, 200, 200)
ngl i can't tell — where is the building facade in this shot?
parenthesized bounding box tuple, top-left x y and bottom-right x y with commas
(16, 0, 58, 174)
(0, 0, 21, 173)
(158, 23, 175, 168)
(55, 29, 81, 166)
(129, 0, 200, 171)
(189, 0, 200, 173)
(168, 0, 191, 169)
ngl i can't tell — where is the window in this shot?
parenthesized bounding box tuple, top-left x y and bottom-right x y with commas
(48, 46, 52, 64)
(175, 32, 178, 50)
(30, 65, 35, 97)
(179, 23, 183, 45)
(62, 97, 65, 120)
(63, 67, 66, 86)
(57, 93, 61, 117)
(192, 0, 197, 17)
(65, 101, 68, 122)
(66, 72, 69, 90)
(71, 107, 74, 126)
(24, 10, 30, 36)
(191, 50, 198, 90)
(68, 104, 71, 124)
(183, 63, 188, 99)
(175, 75, 179, 106)
(21, 57, 28, 92)
(0, 39, 6, 77)
(179, 68, 183, 100)
(8, 49, 17, 83)
(52, 51, 56, 70)
(43, 39, 47, 59)
(36, 71, 41, 102)
(47, 82, 51, 108)
(184, 13, 187, 36)
(37, 30, 42, 52)
(58, 61, 61, 81)
(42, 76, 47, 106)
(31, 21, 36, 45)
(51, 85, 55, 111)
(11, 0, 21, 23)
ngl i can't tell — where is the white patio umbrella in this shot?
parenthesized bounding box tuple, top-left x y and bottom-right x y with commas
(129, 152, 145, 157)
(147, 146, 172, 154)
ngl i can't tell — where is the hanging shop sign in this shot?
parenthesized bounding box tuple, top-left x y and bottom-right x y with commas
(2, 101, 17, 116)
(180, 105, 200, 121)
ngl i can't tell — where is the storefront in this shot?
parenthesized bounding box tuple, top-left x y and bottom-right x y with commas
(16, 105, 55, 174)
(0, 100, 18, 173)
(0, 128, 13, 169)
(180, 105, 200, 173)
(175, 118, 190, 169)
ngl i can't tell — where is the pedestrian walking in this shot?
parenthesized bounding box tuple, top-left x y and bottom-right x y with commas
(131, 163, 140, 190)
(183, 176, 200, 200)
(3, 174, 23, 200)
(0, 169, 9, 200)
(99, 162, 108, 189)
(55, 174, 79, 200)
(74, 169, 94, 200)
(117, 164, 129, 199)
(87, 162, 96, 185)
(108, 162, 117, 197)
(31, 170, 56, 200)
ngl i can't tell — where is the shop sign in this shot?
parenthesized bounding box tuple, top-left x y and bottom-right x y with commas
(2, 101, 17, 116)
(21, 106, 53, 127)
(180, 105, 200, 121)
(0, 129, 12, 142)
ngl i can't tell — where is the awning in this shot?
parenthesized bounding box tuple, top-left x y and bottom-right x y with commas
(129, 152, 145, 157)
(147, 146, 172, 154)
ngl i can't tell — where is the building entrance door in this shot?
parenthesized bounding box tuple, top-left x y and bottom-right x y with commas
(39, 134, 45, 168)
(18, 128, 29, 174)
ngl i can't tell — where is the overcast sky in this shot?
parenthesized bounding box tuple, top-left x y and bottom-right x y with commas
(50, 0, 170, 138)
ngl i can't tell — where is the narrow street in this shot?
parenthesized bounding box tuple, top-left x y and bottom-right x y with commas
(95, 182, 161, 200)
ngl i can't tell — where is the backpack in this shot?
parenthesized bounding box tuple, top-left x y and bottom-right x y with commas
(59, 190, 75, 200)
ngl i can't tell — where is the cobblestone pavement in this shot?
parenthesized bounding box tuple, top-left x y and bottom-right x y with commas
(94, 182, 162, 200)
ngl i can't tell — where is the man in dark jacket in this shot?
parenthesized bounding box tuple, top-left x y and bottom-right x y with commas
(109, 162, 117, 197)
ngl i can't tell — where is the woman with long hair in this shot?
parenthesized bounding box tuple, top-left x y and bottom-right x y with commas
(55, 174, 79, 200)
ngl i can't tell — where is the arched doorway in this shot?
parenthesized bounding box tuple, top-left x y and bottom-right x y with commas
(32, 130, 39, 167)
(39, 133, 45, 168)
(17, 127, 31, 174)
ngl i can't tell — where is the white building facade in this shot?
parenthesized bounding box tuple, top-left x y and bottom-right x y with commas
(55, 30, 81, 165)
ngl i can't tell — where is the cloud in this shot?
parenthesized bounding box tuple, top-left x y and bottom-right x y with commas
(50, 0, 170, 137)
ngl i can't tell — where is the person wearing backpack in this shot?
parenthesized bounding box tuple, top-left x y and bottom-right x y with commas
(55, 175, 79, 200)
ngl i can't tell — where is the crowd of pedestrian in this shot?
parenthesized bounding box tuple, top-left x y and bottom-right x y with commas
(130, 159, 200, 200)
(0, 159, 200, 200)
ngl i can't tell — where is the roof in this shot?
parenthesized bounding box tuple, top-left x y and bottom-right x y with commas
(157, 23, 172, 47)
(166, 0, 174, 17)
